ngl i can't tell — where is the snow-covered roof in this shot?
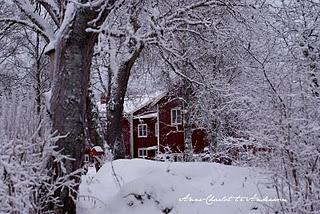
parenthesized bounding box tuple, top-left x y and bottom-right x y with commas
(123, 91, 166, 114)
(133, 112, 157, 119)
(92, 146, 104, 152)
(96, 91, 167, 115)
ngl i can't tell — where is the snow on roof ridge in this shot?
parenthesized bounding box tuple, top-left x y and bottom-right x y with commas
(92, 146, 104, 152)
(96, 90, 167, 115)
(133, 112, 157, 119)
(123, 90, 167, 114)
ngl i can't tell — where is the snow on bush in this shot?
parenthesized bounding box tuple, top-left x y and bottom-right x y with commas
(0, 94, 77, 213)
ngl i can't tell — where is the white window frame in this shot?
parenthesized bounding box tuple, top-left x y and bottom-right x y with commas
(138, 124, 148, 138)
(138, 148, 148, 158)
(171, 108, 182, 125)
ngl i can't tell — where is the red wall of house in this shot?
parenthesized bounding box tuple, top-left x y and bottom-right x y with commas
(133, 117, 157, 157)
(127, 96, 208, 158)
(158, 98, 207, 154)
(158, 98, 184, 153)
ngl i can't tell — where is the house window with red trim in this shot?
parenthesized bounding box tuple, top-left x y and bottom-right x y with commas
(138, 124, 147, 137)
(171, 108, 182, 125)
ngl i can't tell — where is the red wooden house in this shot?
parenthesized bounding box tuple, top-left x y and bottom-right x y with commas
(98, 92, 272, 162)
(120, 91, 208, 159)
(98, 91, 208, 159)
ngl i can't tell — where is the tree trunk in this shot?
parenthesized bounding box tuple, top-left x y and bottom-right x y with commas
(106, 43, 143, 159)
(183, 81, 193, 161)
(85, 86, 104, 147)
(50, 8, 99, 214)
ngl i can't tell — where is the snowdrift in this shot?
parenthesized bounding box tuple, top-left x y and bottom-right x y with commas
(78, 159, 278, 214)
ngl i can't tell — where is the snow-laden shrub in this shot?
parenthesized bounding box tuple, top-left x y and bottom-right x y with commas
(0, 94, 78, 214)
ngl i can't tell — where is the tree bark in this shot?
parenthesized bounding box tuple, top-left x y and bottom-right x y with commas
(106, 43, 144, 159)
(50, 7, 101, 214)
(183, 81, 193, 161)
(85, 86, 104, 147)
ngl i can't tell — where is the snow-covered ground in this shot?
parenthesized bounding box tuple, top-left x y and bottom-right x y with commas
(78, 159, 280, 214)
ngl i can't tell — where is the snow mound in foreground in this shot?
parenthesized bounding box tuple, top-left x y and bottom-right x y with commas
(78, 159, 277, 214)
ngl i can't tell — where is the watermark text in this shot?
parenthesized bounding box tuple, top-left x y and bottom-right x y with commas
(178, 194, 287, 205)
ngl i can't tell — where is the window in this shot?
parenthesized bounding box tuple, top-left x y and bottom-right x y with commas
(171, 108, 182, 125)
(155, 123, 159, 137)
(138, 124, 147, 137)
(138, 148, 147, 158)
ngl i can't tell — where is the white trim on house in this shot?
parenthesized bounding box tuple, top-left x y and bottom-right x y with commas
(171, 107, 182, 125)
(155, 122, 159, 137)
(138, 124, 148, 138)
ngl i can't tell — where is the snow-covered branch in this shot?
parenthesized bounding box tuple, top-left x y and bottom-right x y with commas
(0, 18, 50, 41)
(37, 0, 60, 26)
(13, 0, 55, 42)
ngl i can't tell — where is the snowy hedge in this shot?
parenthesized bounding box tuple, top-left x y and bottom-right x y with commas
(0, 95, 76, 214)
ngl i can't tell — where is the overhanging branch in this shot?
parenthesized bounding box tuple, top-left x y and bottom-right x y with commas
(13, 0, 55, 42)
(0, 18, 51, 43)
